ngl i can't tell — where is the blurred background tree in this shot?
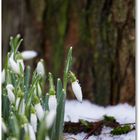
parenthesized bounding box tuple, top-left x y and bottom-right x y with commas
(2, 0, 135, 105)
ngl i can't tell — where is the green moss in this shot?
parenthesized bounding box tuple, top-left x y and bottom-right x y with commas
(111, 125, 131, 135)
(103, 115, 116, 122)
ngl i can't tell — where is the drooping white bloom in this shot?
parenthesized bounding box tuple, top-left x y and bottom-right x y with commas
(72, 80, 83, 102)
(48, 95, 57, 111)
(45, 136, 50, 140)
(7, 89, 15, 103)
(36, 60, 45, 77)
(45, 110, 56, 129)
(30, 113, 37, 133)
(21, 50, 37, 60)
(2, 69, 5, 84)
(2, 120, 7, 133)
(6, 84, 15, 103)
(9, 54, 20, 74)
(24, 123, 36, 140)
(6, 84, 14, 90)
(34, 103, 44, 120)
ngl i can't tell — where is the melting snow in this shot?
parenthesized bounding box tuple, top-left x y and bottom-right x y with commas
(64, 100, 135, 140)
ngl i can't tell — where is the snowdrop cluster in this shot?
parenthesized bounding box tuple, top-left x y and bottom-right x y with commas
(2, 35, 82, 140)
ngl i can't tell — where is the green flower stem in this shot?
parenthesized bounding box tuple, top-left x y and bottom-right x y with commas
(63, 47, 72, 92)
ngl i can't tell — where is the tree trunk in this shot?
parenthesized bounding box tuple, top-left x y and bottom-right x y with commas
(2, 0, 135, 105)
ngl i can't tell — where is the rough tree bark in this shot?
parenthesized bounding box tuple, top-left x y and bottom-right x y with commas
(2, 0, 135, 105)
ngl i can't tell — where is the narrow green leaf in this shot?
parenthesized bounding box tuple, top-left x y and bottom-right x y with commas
(63, 47, 72, 92)
(9, 114, 20, 138)
(53, 89, 66, 140)
(24, 66, 31, 101)
(56, 78, 63, 102)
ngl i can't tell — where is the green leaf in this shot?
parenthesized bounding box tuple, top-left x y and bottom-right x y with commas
(63, 47, 72, 92)
(56, 78, 63, 102)
(9, 114, 20, 138)
(24, 66, 31, 102)
(52, 88, 65, 140)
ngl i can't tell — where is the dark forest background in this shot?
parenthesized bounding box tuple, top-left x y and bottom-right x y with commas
(2, 0, 135, 105)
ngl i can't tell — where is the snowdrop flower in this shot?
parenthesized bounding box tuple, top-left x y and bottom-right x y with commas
(30, 113, 37, 133)
(34, 102, 44, 120)
(48, 95, 57, 111)
(21, 50, 37, 60)
(69, 71, 83, 102)
(2, 119, 7, 133)
(6, 84, 14, 90)
(24, 123, 36, 140)
(9, 54, 20, 74)
(72, 80, 83, 102)
(6, 84, 15, 103)
(36, 59, 45, 77)
(45, 110, 56, 129)
(1, 69, 5, 84)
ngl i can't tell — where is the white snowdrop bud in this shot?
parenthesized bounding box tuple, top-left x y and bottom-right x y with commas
(7, 89, 15, 103)
(72, 80, 83, 102)
(36, 60, 45, 77)
(2, 120, 7, 133)
(34, 103, 44, 120)
(45, 110, 56, 129)
(48, 95, 57, 111)
(21, 50, 37, 60)
(2, 69, 5, 84)
(9, 54, 20, 74)
(6, 84, 14, 91)
(6, 84, 15, 103)
(45, 136, 50, 140)
(24, 123, 36, 140)
(30, 113, 37, 133)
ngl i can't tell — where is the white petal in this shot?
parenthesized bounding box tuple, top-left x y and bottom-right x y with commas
(35, 103, 44, 120)
(30, 113, 37, 133)
(2, 69, 5, 84)
(72, 81, 83, 102)
(36, 61, 45, 77)
(6, 84, 14, 91)
(48, 95, 57, 111)
(45, 110, 56, 129)
(7, 89, 15, 103)
(21, 51, 37, 60)
(9, 56, 20, 74)
(24, 123, 36, 140)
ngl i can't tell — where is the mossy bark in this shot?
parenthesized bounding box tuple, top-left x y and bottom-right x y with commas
(2, 0, 135, 105)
